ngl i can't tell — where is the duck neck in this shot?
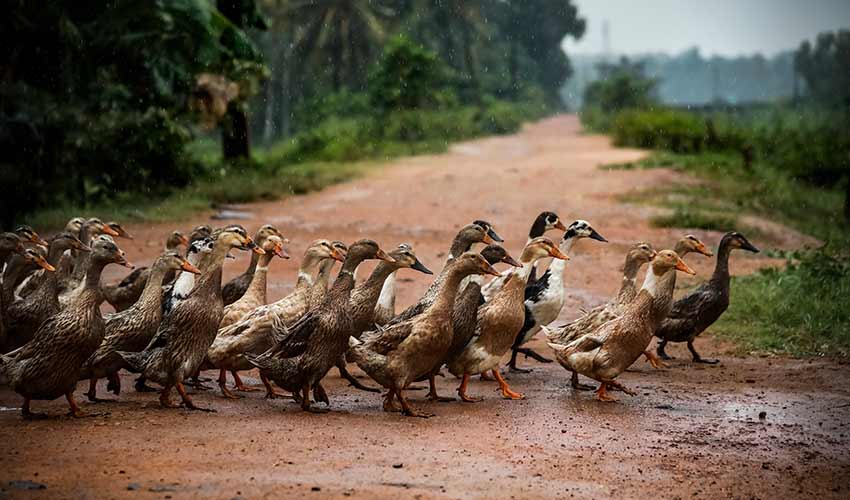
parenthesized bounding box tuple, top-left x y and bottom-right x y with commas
(616, 255, 644, 304)
(79, 258, 108, 307)
(351, 261, 399, 325)
(428, 265, 469, 318)
(547, 237, 576, 287)
(136, 264, 170, 312)
(295, 254, 321, 291)
(377, 270, 397, 312)
(2, 257, 28, 303)
(528, 217, 547, 239)
(314, 259, 335, 290)
(641, 266, 678, 323)
(448, 237, 475, 261)
(244, 253, 274, 302)
(711, 239, 733, 287)
(195, 245, 230, 295)
(245, 250, 260, 276)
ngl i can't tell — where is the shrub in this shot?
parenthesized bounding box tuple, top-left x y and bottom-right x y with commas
(612, 109, 707, 153)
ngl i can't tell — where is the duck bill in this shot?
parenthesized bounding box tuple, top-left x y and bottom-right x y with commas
(243, 236, 265, 255)
(486, 227, 504, 243)
(75, 242, 91, 252)
(179, 234, 190, 246)
(501, 254, 521, 267)
(548, 246, 570, 261)
(410, 258, 433, 275)
(482, 263, 502, 277)
(35, 257, 55, 272)
(675, 257, 696, 275)
(331, 248, 346, 262)
(117, 255, 134, 269)
(102, 225, 120, 237)
(274, 244, 290, 259)
(696, 242, 714, 257)
(589, 229, 608, 243)
(181, 260, 202, 275)
(376, 248, 396, 263)
(554, 220, 567, 231)
(742, 240, 760, 253)
(482, 233, 495, 245)
(30, 234, 49, 248)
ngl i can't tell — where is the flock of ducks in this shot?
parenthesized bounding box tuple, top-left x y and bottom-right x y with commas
(0, 213, 758, 418)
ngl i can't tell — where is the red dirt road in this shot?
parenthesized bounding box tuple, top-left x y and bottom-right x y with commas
(2, 116, 848, 499)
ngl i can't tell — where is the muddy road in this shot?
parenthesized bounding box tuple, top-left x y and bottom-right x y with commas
(2, 116, 848, 499)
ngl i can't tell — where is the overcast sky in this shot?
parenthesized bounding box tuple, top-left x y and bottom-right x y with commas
(562, 0, 850, 57)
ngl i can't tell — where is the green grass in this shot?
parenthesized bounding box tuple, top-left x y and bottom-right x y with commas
(606, 150, 850, 358)
(29, 160, 373, 231)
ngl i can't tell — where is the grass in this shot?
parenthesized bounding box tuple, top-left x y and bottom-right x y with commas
(29, 160, 373, 230)
(605, 150, 850, 358)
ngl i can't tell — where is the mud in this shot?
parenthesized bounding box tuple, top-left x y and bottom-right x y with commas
(2, 116, 848, 499)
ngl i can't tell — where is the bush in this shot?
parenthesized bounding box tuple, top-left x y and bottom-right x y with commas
(612, 109, 707, 153)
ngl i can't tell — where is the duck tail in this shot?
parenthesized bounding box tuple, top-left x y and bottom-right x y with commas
(116, 350, 147, 374)
(243, 352, 278, 373)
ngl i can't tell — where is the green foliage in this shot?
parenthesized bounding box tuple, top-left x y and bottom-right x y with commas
(716, 249, 850, 357)
(612, 109, 707, 153)
(0, 0, 266, 228)
(794, 29, 850, 108)
(650, 208, 738, 232)
(580, 58, 658, 130)
(368, 36, 451, 112)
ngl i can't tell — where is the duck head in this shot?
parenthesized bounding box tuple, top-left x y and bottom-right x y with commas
(65, 217, 86, 235)
(346, 239, 395, 264)
(14, 225, 48, 248)
(563, 220, 607, 243)
(530, 211, 567, 238)
(86, 218, 120, 237)
(388, 243, 432, 275)
(157, 251, 201, 275)
(216, 225, 264, 254)
(189, 224, 213, 243)
(91, 238, 133, 269)
(51, 232, 90, 253)
(472, 220, 503, 243)
(652, 249, 696, 276)
(677, 234, 713, 257)
(21, 248, 55, 272)
(0, 233, 25, 255)
(305, 239, 345, 263)
(105, 222, 133, 239)
(628, 242, 656, 265)
(723, 231, 760, 253)
(522, 236, 570, 263)
(255, 224, 286, 246)
(480, 244, 521, 267)
(263, 235, 290, 259)
(331, 241, 348, 261)
(454, 252, 502, 277)
(166, 231, 190, 251)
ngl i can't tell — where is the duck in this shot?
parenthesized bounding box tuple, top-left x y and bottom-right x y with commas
(209, 240, 345, 398)
(4, 233, 88, 351)
(60, 218, 120, 296)
(103, 230, 191, 312)
(503, 220, 608, 373)
(118, 226, 261, 411)
(208, 235, 289, 398)
(0, 238, 131, 418)
(349, 253, 500, 417)
(333, 243, 433, 394)
(655, 231, 759, 363)
(80, 251, 200, 401)
(105, 221, 133, 240)
(546, 250, 696, 402)
(189, 224, 213, 243)
(386, 223, 495, 325)
(479, 211, 566, 298)
(1, 226, 49, 302)
(221, 224, 284, 306)
(448, 238, 569, 401)
(162, 236, 215, 315)
(0, 232, 26, 352)
(420, 244, 520, 402)
(246, 239, 394, 413)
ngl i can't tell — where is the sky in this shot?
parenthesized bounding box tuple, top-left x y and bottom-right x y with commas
(562, 0, 850, 57)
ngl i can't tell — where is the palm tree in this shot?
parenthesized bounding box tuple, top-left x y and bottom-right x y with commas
(285, 0, 398, 91)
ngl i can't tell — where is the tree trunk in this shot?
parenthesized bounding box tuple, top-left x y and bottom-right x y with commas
(331, 36, 343, 92)
(221, 103, 250, 161)
(460, 20, 479, 98)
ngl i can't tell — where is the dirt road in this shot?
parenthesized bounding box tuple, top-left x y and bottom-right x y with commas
(2, 116, 848, 499)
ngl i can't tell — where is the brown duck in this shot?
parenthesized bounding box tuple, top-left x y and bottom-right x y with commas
(246, 239, 394, 413)
(547, 250, 695, 402)
(0, 238, 131, 418)
(81, 251, 200, 401)
(350, 253, 500, 417)
(118, 226, 261, 411)
(221, 224, 284, 305)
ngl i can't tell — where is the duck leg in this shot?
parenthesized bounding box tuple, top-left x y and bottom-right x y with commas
(518, 347, 553, 364)
(159, 385, 180, 408)
(606, 380, 636, 396)
(595, 383, 617, 402)
(506, 348, 532, 373)
(492, 369, 525, 400)
(176, 381, 216, 412)
(426, 374, 455, 402)
(66, 392, 102, 418)
(570, 371, 595, 391)
(260, 373, 286, 399)
(336, 359, 380, 392)
(21, 397, 47, 420)
(656, 339, 672, 360)
(457, 373, 481, 403)
(134, 375, 157, 393)
(217, 368, 240, 399)
(688, 339, 719, 364)
(312, 382, 329, 406)
(232, 371, 259, 392)
(383, 389, 401, 412)
(86, 377, 115, 403)
(107, 372, 122, 395)
(643, 350, 667, 369)
(300, 383, 329, 414)
(397, 389, 435, 418)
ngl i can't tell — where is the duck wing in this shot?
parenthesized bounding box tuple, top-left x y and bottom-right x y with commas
(361, 322, 413, 356)
(524, 269, 551, 303)
(267, 310, 319, 359)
